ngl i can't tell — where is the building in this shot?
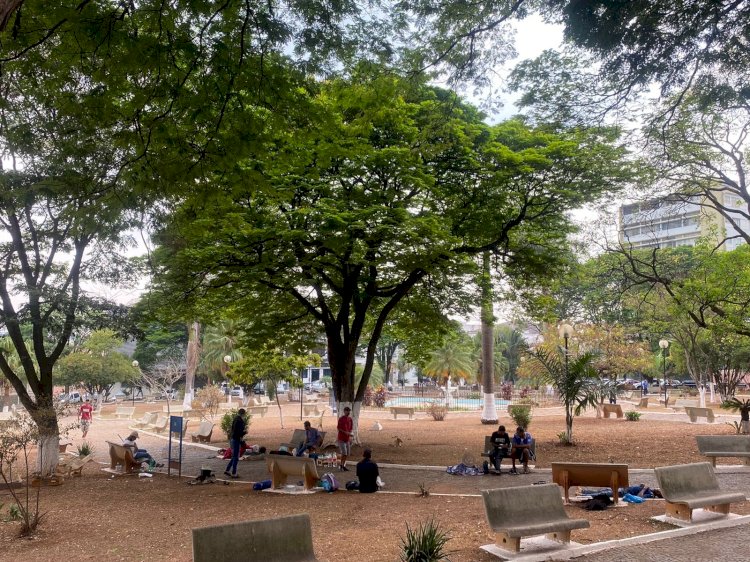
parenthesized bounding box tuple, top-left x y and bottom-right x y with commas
(619, 193, 749, 251)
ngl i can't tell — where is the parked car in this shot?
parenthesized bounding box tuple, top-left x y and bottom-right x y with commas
(230, 385, 244, 398)
(59, 391, 83, 404)
(308, 380, 327, 393)
(681, 380, 697, 387)
(252, 383, 266, 395)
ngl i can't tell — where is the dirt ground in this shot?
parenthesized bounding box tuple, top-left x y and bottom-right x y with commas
(0, 399, 747, 561)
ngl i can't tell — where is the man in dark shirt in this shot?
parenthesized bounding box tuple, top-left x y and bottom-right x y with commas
(489, 425, 511, 472)
(356, 448, 379, 493)
(224, 408, 247, 479)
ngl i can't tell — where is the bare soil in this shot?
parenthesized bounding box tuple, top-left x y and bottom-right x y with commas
(0, 400, 747, 562)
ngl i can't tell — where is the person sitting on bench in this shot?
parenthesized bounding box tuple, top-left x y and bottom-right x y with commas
(510, 427, 532, 474)
(489, 425, 511, 472)
(296, 421, 322, 457)
(122, 431, 163, 468)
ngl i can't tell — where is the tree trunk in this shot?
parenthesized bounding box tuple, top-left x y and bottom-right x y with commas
(480, 251, 498, 425)
(566, 408, 573, 444)
(30, 404, 59, 477)
(1, 379, 11, 409)
(184, 322, 201, 409)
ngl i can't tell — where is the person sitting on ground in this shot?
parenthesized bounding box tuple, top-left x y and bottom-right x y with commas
(510, 426, 532, 474)
(489, 424, 511, 472)
(122, 431, 163, 468)
(355, 448, 380, 493)
(296, 420, 322, 457)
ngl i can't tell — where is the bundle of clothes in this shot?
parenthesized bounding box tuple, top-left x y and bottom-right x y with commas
(446, 462, 484, 476)
(216, 442, 267, 460)
(578, 484, 662, 510)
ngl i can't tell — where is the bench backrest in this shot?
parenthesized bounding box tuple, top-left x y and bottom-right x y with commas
(602, 404, 621, 411)
(266, 455, 320, 477)
(695, 435, 750, 454)
(288, 429, 326, 446)
(152, 414, 168, 428)
(195, 421, 213, 437)
(551, 463, 628, 488)
(675, 399, 698, 408)
(685, 407, 712, 416)
(106, 440, 135, 461)
(654, 462, 720, 499)
(482, 484, 567, 531)
(192, 514, 317, 562)
(116, 406, 135, 415)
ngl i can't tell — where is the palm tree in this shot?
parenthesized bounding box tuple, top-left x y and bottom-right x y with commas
(529, 347, 600, 444)
(495, 326, 528, 382)
(201, 320, 243, 380)
(424, 340, 474, 384)
(721, 397, 750, 434)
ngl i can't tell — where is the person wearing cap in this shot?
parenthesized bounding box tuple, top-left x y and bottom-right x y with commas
(78, 398, 94, 438)
(336, 406, 353, 471)
(224, 408, 247, 479)
(122, 431, 161, 468)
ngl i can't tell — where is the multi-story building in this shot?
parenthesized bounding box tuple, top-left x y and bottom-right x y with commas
(619, 193, 749, 251)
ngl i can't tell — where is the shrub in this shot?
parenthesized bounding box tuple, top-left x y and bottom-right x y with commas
(500, 382, 513, 401)
(220, 409, 250, 440)
(519, 386, 531, 399)
(467, 391, 480, 399)
(399, 518, 450, 562)
(726, 420, 742, 434)
(426, 401, 448, 421)
(625, 410, 641, 422)
(373, 386, 387, 408)
(557, 431, 571, 445)
(195, 385, 224, 419)
(508, 405, 532, 430)
(77, 441, 94, 457)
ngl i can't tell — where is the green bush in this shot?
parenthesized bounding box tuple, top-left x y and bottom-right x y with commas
(557, 431, 571, 445)
(508, 405, 532, 430)
(77, 441, 94, 457)
(625, 410, 641, 422)
(399, 518, 450, 562)
(221, 409, 250, 440)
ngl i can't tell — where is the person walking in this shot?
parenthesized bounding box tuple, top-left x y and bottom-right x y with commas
(78, 398, 94, 438)
(336, 406, 353, 471)
(224, 408, 247, 479)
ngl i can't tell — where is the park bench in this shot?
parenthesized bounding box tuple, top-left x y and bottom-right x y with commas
(170, 418, 189, 439)
(132, 412, 158, 429)
(684, 407, 715, 423)
(252, 396, 273, 406)
(302, 403, 324, 417)
(190, 421, 215, 443)
(192, 513, 318, 562)
(635, 397, 649, 409)
(266, 454, 321, 491)
(282, 429, 326, 453)
(148, 414, 169, 433)
(389, 406, 415, 420)
(695, 435, 750, 466)
(551, 462, 629, 505)
(248, 405, 268, 418)
(672, 399, 698, 411)
(106, 440, 140, 473)
(114, 406, 136, 419)
(481, 483, 589, 553)
(654, 462, 746, 522)
(601, 404, 623, 419)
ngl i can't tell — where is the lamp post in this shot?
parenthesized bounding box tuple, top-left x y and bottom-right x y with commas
(131, 360, 139, 406)
(659, 339, 669, 406)
(558, 323, 575, 368)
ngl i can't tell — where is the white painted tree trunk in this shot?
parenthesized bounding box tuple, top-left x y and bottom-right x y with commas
(709, 382, 715, 403)
(699, 386, 706, 408)
(37, 433, 59, 477)
(481, 392, 498, 423)
(183, 322, 201, 410)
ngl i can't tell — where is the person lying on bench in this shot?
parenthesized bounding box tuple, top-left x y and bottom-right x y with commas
(490, 425, 511, 472)
(510, 426, 532, 474)
(296, 421, 322, 457)
(122, 431, 163, 468)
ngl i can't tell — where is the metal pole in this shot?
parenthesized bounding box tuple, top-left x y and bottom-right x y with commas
(663, 348, 667, 406)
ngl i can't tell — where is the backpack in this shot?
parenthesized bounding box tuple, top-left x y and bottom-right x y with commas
(321, 472, 339, 492)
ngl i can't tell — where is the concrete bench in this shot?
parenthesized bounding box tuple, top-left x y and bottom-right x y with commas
(635, 397, 649, 409)
(551, 462, 629, 505)
(248, 405, 268, 418)
(302, 403, 325, 417)
(132, 412, 158, 429)
(654, 462, 746, 522)
(266, 454, 320, 490)
(482, 484, 589, 553)
(106, 441, 140, 473)
(283, 429, 326, 452)
(192, 513, 318, 562)
(190, 421, 215, 443)
(601, 404, 623, 419)
(695, 435, 750, 466)
(672, 399, 698, 411)
(114, 406, 136, 419)
(389, 406, 415, 420)
(148, 414, 169, 433)
(684, 406, 715, 423)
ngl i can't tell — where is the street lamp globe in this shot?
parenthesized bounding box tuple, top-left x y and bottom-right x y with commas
(658, 339, 669, 350)
(558, 323, 574, 339)
(223, 355, 232, 364)
(132, 360, 139, 368)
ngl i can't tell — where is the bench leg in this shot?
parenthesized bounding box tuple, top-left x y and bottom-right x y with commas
(560, 471, 571, 504)
(704, 503, 731, 517)
(610, 472, 620, 506)
(665, 501, 692, 522)
(744, 457, 750, 466)
(270, 460, 287, 489)
(392, 412, 397, 420)
(495, 532, 520, 553)
(546, 530, 572, 545)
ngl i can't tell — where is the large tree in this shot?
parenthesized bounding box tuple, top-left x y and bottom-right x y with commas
(149, 71, 632, 431)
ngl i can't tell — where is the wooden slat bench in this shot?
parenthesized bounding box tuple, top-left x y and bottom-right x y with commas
(482, 483, 589, 553)
(265, 454, 320, 491)
(106, 441, 140, 473)
(192, 514, 318, 562)
(684, 407, 715, 423)
(695, 435, 750, 466)
(480, 436, 537, 471)
(654, 462, 746, 522)
(389, 406, 415, 420)
(601, 404, 623, 419)
(551, 462, 629, 505)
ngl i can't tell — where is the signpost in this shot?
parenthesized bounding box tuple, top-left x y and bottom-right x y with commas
(168, 415, 184, 478)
